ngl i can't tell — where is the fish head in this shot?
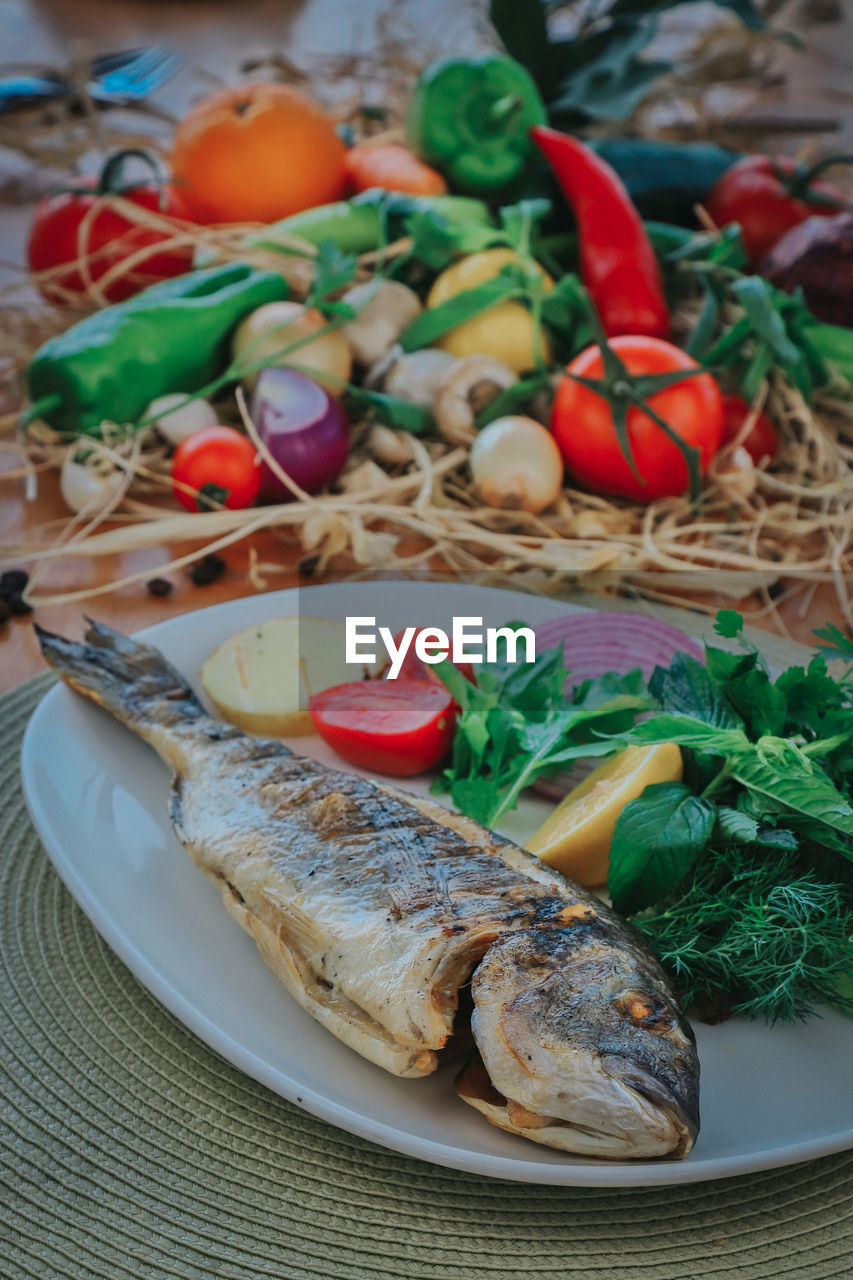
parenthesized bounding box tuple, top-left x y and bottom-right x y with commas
(461, 901, 699, 1159)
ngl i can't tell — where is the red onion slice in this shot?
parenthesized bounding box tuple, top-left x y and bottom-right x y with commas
(532, 611, 704, 800)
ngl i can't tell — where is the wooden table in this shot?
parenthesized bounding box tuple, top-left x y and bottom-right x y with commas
(2, 0, 852, 692)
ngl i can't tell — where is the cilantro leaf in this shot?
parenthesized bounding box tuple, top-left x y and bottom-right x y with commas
(713, 609, 744, 639)
(813, 623, 853, 664)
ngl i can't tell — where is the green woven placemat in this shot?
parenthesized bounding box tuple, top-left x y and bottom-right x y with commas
(3, 675, 852, 1280)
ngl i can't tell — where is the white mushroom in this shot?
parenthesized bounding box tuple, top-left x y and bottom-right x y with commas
(340, 279, 422, 367)
(382, 348, 455, 410)
(145, 393, 219, 446)
(433, 355, 518, 446)
(60, 442, 127, 515)
(366, 424, 416, 467)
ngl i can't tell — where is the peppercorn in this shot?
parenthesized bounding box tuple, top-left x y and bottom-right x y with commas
(7, 592, 33, 616)
(147, 577, 174, 598)
(0, 568, 29, 597)
(189, 553, 226, 586)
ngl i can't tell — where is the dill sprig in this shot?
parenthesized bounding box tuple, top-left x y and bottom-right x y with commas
(633, 845, 853, 1023)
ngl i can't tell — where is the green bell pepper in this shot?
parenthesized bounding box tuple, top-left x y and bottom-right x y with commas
(27, 263, 289, 436)
(407, 55, 547, 195)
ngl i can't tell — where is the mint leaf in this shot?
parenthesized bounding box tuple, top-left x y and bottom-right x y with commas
(732, 751, 853, 853)
(608, 782, 716, 914)
(649, 651, 741, 729)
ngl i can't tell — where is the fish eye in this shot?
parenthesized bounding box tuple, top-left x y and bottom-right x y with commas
(614, 989, 678, 1033)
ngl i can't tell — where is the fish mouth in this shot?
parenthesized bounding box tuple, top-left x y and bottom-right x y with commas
(457, 1050, 699, 1160)
(600, 1053, 699, 1159)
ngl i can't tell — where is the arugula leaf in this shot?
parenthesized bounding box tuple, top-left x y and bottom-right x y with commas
(608, 781, 716, 915)
(433, 638, 648, 826)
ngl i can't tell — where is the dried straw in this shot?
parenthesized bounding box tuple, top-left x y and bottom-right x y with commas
(2, 1, 852, 623)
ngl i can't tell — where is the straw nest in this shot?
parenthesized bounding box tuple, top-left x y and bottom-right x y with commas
(2, 0, 851, 625)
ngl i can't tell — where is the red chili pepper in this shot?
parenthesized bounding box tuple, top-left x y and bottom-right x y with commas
(706, 153, 852, 268)
(529, 125, 669, 340)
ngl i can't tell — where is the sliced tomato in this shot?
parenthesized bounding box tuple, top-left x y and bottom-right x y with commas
(379, 627, 475, 684)
(309, 678, 456, 776)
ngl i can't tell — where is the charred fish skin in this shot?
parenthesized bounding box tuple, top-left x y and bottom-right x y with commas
(35, 621, 563, 1079)
(459, 899, 699, 1159)
(35, 620, 700, 1160)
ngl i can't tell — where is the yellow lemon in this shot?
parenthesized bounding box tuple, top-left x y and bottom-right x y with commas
(427, 248, 552, 374)
(525, 743, 683, 887)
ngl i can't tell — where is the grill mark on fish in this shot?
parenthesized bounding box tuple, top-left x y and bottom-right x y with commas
(35, 619, 700, 1159)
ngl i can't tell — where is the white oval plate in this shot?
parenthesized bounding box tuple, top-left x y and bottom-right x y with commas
(20, 581, 853, 1186)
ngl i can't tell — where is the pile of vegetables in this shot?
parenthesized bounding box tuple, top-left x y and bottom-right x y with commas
(6, 0, 853, 616)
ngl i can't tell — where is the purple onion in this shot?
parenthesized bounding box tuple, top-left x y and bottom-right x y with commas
(251, 367, 349, 500)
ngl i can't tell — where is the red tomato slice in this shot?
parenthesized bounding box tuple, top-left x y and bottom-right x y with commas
(380, 627, 475, 684)
(309, 678, 456, 776)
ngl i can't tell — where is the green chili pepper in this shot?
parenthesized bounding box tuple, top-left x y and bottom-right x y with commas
(245, 189, 493, 257)
(27, 263, 289, 436)
(407, 55, 547, 195)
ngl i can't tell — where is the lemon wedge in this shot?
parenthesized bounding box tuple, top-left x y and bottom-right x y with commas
(525, 743, 683, 887)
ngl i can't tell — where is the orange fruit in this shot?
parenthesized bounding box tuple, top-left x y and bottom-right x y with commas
(170, 82, 348, 224)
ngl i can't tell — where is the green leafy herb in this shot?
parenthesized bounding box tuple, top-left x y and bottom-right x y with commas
(608, 781, 715, 914)
(305, 239, 359, 314)
(342, 387, 433, 435)
(633, 846, 853, 1023)
(399, 266, 528, 352)
(489, 0, 765, 127)
(432, 631, 648, 826)
(813, 623, 853, 665)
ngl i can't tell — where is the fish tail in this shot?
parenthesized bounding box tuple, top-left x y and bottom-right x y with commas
(35, 619, 206, 749)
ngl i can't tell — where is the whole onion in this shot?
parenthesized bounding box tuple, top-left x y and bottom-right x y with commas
(761, 212, 853, 326)
(251, 367, 349, 499)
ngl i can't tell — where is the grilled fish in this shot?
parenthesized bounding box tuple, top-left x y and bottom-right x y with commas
(36, 620, 699, 1159)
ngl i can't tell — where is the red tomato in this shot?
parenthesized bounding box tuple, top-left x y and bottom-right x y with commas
(706, 154, 846, 268)
(171, 426, 261, 512)
(721, 394, 779, 465)
(551, 337, 724, 502)
(309, 679, 456, 776)
(27, 150, 194, 304)
(380, 628, 475, 684)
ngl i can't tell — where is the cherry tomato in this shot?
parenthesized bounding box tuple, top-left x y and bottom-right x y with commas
(171, 426, 261, 512)
(551, 337, 724, 503)
(706, 154, 847, 268)
(379, 628, 475, 685)
(309, 679, 456, 776)
(26, 149, 194, 304)
(721, 394, 779, 465)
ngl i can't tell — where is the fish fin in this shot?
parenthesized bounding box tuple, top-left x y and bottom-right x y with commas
(36, 620, 206, 742)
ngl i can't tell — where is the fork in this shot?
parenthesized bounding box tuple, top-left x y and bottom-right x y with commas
(93, 47, 183, 101)
(0, 46, 182, 114)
